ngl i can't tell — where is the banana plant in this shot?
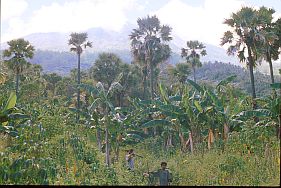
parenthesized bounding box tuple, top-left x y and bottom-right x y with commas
(0, 92, 29, 137)
(185, 76, 246, 149)
(233, 83, 281, 139)
(136, 83, 190, 152)
(80, 80, 122, 167)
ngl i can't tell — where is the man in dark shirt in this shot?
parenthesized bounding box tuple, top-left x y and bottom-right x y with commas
(143, 161, 172, 186)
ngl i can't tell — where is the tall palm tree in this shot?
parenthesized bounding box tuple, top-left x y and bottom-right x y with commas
(3, 38, 35, 98)
(68, 32, 92, 122)
(181, 40, 207, 83)
(221, 6, 268, 109)
(130, 15, 172, 99)
(257, 7, 279, 85)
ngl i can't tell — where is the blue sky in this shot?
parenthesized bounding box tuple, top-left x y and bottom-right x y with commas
(1, 0, 281, 47)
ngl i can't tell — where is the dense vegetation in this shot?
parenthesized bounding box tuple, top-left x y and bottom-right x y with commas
(0, 6, 280, 186)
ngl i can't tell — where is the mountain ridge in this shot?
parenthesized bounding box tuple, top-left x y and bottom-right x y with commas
(1, 24, 280, 75)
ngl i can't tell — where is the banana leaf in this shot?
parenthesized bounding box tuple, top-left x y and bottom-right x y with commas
(186, 79, 204, 93)
(142, 119, 171, 128)
(216, 75, 237, 88)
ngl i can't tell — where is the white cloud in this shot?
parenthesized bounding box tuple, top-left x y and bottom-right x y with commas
(2, 0, 138, 42)
(2, 0, 28, 21)
(152, 0, 246, 47)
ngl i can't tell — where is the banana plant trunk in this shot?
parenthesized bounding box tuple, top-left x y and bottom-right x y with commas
(105, 125, 110, 167)
(223, 123, 229, 141)
(179, 131, 186, 152)
(189, 132, 193, 154)
(208, 128, 215, 150)
(76, 52, 81, 122)
(105, 107, 110, 167)
(96, 128, 102, 151)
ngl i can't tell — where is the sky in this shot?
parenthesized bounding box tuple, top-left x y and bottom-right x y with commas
(1, 0, 281, 47)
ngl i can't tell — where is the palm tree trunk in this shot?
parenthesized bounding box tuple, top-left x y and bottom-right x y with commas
(247, 47, 257, 109)
(77, 53, 81, 122)
(150, 63, 158, 136)
(277, 112, 281, 140)
(143, 66, 148, 135)
(193, 66, 196, 83)
(150, 64, 154, 99)
(143, 65, 148, 100)
(267, 52, 275, 84)
(15, 70, 20, 98)
(266, 52, 276, 97)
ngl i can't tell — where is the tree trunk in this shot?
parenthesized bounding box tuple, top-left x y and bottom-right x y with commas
(105, 124, 110, 167)
(189, 132, 193, 154)
(267, 52, 275, 84)
(247, 47, 257, 109)
(143, 65, 148, 100)
(150, 63, 158, 136)
(143, 66, 149, 135)
(15, 70, 20, 98)
(76, 53, 81, 122)
(208, 128, 214, 150)
(223, 123, 229, 141)
(150, 63, 154, 99)
(193, 66, 196, 83)
(96, 128, 102, 151)
(179, 131, 186, 152)
(266, 52, 276, 97)
(276, 113, 281, 140)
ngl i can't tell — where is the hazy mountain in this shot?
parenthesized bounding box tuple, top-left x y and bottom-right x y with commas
(2, 23, 280, 75)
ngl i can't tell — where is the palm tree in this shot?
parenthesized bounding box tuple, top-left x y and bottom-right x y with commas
(3, 38, 35, 98)
(221, 7, 268, 109)
(257, 7, 279, 85)
(130, 15, 172, 99)
(181, 40, 207, 83)
(68, 32, 92, 122)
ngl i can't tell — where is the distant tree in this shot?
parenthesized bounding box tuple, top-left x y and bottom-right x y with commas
(3, 39, 35, 98)
(130, 15, 172, 99)
(42, 73, 62, 96)
(68, 32, 92, 122)
(90, 53, 122, 90)
(181, 40, 207, 83)
(168, 63, 191, 85)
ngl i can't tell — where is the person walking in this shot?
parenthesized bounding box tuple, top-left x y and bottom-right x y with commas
(143, 161, 172, 186)
(125, 149, 136, 170)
